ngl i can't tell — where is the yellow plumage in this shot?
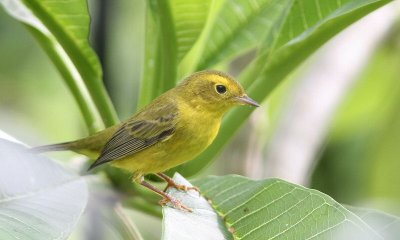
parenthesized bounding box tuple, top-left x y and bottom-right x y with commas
(33, 70, 259, 210)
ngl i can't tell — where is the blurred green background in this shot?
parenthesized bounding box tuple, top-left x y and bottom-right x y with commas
(1, 1, 400, 239)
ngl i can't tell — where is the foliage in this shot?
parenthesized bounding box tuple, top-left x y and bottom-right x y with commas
(163, 174, 400, 240)
(0, 0, 398, 239)
(1, 0, 118, 132)
(0, 137, 87, 240)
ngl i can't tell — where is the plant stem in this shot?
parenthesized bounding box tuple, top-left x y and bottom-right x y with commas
(28, 27, 104, 133)
(138, 0, 177, 108)
(156, 0, 177, 92)
(23, 0, 119, 131)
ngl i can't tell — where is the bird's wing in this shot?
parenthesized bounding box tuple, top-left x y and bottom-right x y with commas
(88, 101, 179, 170)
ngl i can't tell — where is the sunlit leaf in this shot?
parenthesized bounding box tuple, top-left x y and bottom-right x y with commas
(195, 175, 381, 240)
(197, 0, 293, 69)
(163, 174, 383, 239)
(0, 139, 88, 240)
(170, 0, 211, 62)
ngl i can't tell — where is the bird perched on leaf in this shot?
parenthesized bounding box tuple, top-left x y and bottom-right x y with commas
(33, 70, 259, 211)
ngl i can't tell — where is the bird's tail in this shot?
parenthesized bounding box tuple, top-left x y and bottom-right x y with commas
(30, 141, 77, 153)
(31, 124, 120, 156)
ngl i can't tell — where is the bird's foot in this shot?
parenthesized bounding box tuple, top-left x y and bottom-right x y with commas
(157, 173, 200, 193)
(159, 195, 193, 212)
(167, 182, 200, 193)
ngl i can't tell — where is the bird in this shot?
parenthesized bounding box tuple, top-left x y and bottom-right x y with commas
(33, 70, 259, 211)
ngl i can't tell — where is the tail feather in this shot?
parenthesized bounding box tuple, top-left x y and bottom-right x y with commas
(30, 142, 75, 153)
(30, 125, 120, 162)
(31, 138, 102, 160)
(32, 142, 107, 171)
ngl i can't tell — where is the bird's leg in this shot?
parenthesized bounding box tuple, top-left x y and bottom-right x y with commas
(137, 177, 192, 212)
(157, 172, 200, 193)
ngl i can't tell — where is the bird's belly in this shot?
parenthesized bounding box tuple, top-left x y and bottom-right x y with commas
(112, 119, 220, 174)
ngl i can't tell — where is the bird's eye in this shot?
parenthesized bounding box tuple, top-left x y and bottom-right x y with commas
(215, 85, 227, 94)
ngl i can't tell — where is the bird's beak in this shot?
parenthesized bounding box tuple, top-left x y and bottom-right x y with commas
(235, 95, 260, 107)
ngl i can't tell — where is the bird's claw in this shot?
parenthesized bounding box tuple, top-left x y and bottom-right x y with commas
(164, 182, 200, 194)
(175, 184, 200, 192)
(159, 196, 193, 212)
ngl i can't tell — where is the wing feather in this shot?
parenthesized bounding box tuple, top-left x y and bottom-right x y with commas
(88, 101, 179, 170)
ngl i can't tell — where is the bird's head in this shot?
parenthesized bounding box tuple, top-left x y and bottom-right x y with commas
(177, 70, 259, 114)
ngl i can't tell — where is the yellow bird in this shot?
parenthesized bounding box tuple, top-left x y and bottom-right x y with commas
(34, 70, 259, 210)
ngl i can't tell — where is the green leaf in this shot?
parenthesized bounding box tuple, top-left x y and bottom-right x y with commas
(347, 206, 400, 240)
(197, 0, 293, 70)
(196, 175, 382, 239)
(163, 174, 383, 239)
(0, 0, 118, 132)
(174, 0, 392, 177)
(0, 139, 88, 240)
(170, 0, 211, 62)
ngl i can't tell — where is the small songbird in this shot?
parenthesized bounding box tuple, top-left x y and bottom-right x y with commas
(33, 70, 259, 211)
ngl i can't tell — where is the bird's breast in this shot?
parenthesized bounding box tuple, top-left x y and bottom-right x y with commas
(111, 107, 222, 174)
(167, 109, 221, 163)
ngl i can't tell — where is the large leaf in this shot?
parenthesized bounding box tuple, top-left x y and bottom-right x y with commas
(163, 174, 383, 239)
(170, 0, 211, 62)
(0, 138, 88, 240)
(0, 0, 118, 132)
(196, 175, 382, 239)
(175, 0, 392, 176)
(197, 0, 292, 70)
